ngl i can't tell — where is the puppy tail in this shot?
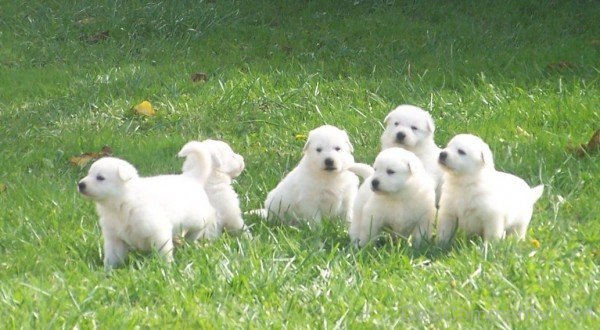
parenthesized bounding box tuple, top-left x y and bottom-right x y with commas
(244, 208, 269, 219)
(178, 141, 212, 183)
(346, 162, 374, 179)
(530, 185, 544, 204)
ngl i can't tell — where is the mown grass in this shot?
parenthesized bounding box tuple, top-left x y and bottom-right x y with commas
(1, 0, 599, 328)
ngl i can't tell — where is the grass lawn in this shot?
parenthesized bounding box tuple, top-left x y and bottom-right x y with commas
(1, 0, 599, 328)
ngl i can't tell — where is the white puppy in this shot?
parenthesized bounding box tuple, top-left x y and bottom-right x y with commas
(348, 148, 436, 247)
(380, 104, 443, 204)
(436, 134, 544, 246)
(179, 139, 247, 234)
(261, 125, 359, 225)
(78, 156, 218, 270)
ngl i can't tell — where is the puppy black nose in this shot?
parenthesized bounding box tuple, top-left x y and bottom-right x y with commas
(371, 179, 380, 190)
(396, 132, 406, 141)
(324, 158, 334, 167)
(439, 152, 448, 161)
(78, 182, 86, 192)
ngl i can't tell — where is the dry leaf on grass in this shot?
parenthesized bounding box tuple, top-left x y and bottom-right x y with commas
(567, 129, 600, 157)
(75, 17, 97, 27)
(132, 100, 155, 116)
(191, 72, 208, 83)
(546, 61, 576, 71)
(81, 30, 110, 44)
(0, 183, 6, 193)
(70, 146, 112, 168)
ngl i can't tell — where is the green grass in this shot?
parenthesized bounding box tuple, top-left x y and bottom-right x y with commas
(1, 0, 599, 327)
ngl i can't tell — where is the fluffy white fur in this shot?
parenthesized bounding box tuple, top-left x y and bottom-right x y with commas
(262, 125, 359, 225)
(436, 134, 544, 246)
(179, 139, 247, 234)
(348, 148, 436, 247)
(78, 156, 218, 270)
(380, 104, 443, 204)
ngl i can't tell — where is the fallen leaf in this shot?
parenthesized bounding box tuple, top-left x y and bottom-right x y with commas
(516, 126, 531, 138)
(70, 146, 112, 168)
(0, 183, 6, 193)
(567, 129, 600, 157)
(81, 30, 110, 44)
(295, 134, 307, 141)
(191, 72, 208, 83)
(546, 61, 576, 71)
(132, 100, 155, 116)
(75, 17, 97, 27)
(531, 239, 541, 249)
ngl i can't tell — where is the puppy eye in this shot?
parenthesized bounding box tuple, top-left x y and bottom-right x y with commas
(334, 146, 341, 151)
(394, 122, 400, 127)
(316, 148, 322, 153)
(411, 125, 418, 131)
(96, 175, 105, 181)
(458, 149, 466, 156)
(386, 169, 395, 175)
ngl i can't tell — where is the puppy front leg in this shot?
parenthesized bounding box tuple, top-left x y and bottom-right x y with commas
(103, 236, 129, 271)
(436, 211, 457, 248)
(153, 235, 175, 263)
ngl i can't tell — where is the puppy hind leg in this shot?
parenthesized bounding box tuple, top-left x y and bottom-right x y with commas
(482, 219, 506, 242)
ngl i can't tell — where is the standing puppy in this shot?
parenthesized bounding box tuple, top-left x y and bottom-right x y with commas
(262, 125, 359, 225)
(380, 104, 443, 204)
(349, 148, 436, 247)
(436, 134, 544, 246)
(179, 139, 247, 234)
(78, 156, 218, 270)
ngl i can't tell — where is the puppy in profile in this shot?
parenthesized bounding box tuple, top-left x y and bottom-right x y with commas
(260, 125, 359, 225)
(179, 139, 247, 234)
(78, 156, 218, 270)
(348, 148, 436, 247)
(380, 104, 443, 203)
(436, 134, 544, 246)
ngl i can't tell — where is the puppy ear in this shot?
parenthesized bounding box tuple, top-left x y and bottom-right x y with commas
(210, 152, 223, 170)
(342, 130, 354, 153)
(303, 131, 313, 152)
(383, 112, 392, 125)
(118, 162, 138, 182)
(480, 145, 494, 167)
(425, 116, 435, 133)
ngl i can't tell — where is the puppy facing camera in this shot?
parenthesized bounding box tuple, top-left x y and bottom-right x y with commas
(257, 125, 359, 225)
(78, 156, 218, 270)
(436, 134, 544, 246)
(380, 104, 444, 205)
(348, 148, 436, 248)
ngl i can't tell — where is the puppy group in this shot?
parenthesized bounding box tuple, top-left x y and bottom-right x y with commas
(78, 104, 544, 269)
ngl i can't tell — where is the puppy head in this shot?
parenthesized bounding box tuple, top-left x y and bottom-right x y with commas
(303, 125, 354, 173)
(381, 104, 435, 150)
(203, 139, 245, 178)
(78, 157, 138, 201)
(438, 134, 494, 175)
(370, 147, 424, 194)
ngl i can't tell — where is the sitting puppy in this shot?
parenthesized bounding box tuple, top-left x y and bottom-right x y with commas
(78, 156, 218, 270)
(261, 125, 359, 225)
(179, 139, 247, 234)
(380, 104, 443, 204)
(348, 148, 436, 247)
(436, 134, 544, 246)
